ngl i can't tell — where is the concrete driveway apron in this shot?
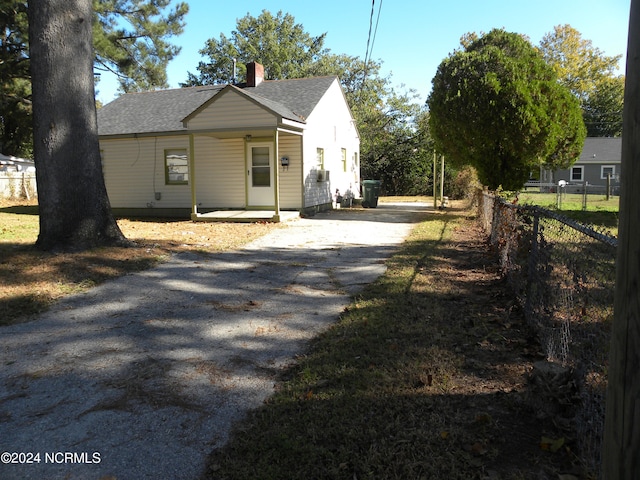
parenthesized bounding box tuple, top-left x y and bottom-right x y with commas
(0, 203, 428, 480)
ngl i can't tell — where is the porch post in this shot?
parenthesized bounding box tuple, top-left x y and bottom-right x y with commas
(273, 130, 281, 222)
(189, 133, 198, 220)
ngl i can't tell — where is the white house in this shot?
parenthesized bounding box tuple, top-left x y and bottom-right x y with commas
(97, 62, 360, 221)
(0, 153, 36, 199)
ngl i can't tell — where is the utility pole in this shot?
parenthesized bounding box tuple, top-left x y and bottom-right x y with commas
(602, 1, 640, 478)
(440, 155, 445, 208)
(433, 151, 437, 209)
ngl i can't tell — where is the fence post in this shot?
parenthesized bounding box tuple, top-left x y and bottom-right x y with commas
(524, 209, 540, 316)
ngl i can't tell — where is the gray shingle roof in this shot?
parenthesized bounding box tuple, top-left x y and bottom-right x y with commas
(578, 137, 622, 163)
(97, 76, 337, 137)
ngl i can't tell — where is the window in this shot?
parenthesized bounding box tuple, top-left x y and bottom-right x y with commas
(341, 148, 347, 172)
(251, 146, 271, 187)
(316, 148, 324, 169)
(601, 165, 616, 180)
(570, 166, 584, 182)
(165, 149, 188, 185)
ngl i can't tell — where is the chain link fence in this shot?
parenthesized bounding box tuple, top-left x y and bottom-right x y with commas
(478, 191, 616, 475)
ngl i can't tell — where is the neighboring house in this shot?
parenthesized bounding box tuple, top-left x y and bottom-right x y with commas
(97, 62, 360, 220)
(539, 137, 622, 194)
(0, 153, 36, 199)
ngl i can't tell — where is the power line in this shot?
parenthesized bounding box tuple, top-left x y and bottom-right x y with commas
(362, 0, 383, 91)
(363, 0, 375, 69)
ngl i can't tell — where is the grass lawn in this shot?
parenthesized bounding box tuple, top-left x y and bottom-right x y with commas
(0, 200, 281, 325)
(517, 191, 619, 235)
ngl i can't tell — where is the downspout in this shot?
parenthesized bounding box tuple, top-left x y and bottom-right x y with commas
(189, 134, 198, 220)
(273, 130, 281, 222)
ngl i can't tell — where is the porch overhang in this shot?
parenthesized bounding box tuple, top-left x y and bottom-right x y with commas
(188, 126, 302, 223)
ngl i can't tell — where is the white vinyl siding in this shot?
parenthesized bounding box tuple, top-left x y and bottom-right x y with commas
(192, 136, 246, 208)
(101, 135, 191, 208)
(303, 80, 360, 208)
(185, 90, 277, 130)
(277, 134, 303, 209)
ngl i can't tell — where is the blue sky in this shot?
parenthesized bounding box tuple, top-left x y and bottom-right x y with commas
(96, 0, 631, 105)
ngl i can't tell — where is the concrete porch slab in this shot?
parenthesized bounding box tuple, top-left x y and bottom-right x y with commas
(192, 210, 300, 223)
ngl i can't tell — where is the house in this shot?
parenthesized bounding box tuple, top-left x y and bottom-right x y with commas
(539, 137, 622, 194)
(97, 62, 360, 221)
(0, 153, 36, 199)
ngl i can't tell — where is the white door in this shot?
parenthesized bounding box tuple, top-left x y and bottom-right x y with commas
(247, 142, 274, 207)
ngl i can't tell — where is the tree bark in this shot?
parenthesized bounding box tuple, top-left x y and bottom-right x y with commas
(28, 0, 128, 251)
(602, 1, 640, 478)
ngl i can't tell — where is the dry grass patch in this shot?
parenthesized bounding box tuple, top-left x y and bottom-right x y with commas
(0, 200, 281, 325)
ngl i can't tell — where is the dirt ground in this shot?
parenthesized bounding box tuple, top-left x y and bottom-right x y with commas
(418, 219, 585, 478)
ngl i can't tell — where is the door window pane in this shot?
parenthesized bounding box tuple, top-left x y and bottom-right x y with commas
(252, 147, 270, 187)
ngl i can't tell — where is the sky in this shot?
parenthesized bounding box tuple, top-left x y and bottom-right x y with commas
(96, 0, 631, 105)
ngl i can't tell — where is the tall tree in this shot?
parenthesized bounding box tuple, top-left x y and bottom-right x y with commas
(602, 2, 640, 478)
(28, 0, 127, 251)
(1, 0, 187, 157)
(184, 10, 327, 85)
(582, 75, 625, 137)
(93, 0, 188, 92)
(0, 0, 31, 156)
(539, 24, 624, 137)
(539, 24, 622, 103)
(428, 29, 586, 191)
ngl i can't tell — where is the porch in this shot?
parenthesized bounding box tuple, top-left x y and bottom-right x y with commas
(191, 210, 300, 223)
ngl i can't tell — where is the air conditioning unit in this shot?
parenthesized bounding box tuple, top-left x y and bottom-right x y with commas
(317, 169, 330, 182)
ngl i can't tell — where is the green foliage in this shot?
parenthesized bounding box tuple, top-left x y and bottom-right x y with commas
(183, 10, 327, 85)
(0, 0, 31, 156)
(0, 0, 187, 155)
(448, 165, 481, 200)
(93, 0, 188, 92)
(428, 29, 586, 191)
(539, 24, 624, 138)
(582, 75, 624, 137)
(539, 24, 622, 103)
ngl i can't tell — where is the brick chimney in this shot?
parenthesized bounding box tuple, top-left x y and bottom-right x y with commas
(246, 62, 264, 87)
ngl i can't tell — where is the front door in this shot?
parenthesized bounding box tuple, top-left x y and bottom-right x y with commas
(247, 142, 275, 207)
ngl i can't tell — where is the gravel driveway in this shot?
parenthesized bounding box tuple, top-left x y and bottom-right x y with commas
(0, 203, 428, 479)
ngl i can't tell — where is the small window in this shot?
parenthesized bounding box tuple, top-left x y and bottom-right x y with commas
(601, 165, 616, 180)
(165, 149, 188, 185)
(341, 148, 347, 172)
(571, 166, 584, 182)
(316, 148, 324, 170)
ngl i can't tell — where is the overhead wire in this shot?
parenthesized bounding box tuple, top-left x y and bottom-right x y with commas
(362, 0, 383, 93)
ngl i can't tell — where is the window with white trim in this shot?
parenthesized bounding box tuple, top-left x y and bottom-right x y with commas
(601, 165, 616, 180)
(165, 149, 188, 185)
(341, 148, 347, 172)
(571, 166, 584, 182)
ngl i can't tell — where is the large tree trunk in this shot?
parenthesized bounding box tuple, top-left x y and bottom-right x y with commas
(602, 1, 640, 478)
(28, 0, 128, 251)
